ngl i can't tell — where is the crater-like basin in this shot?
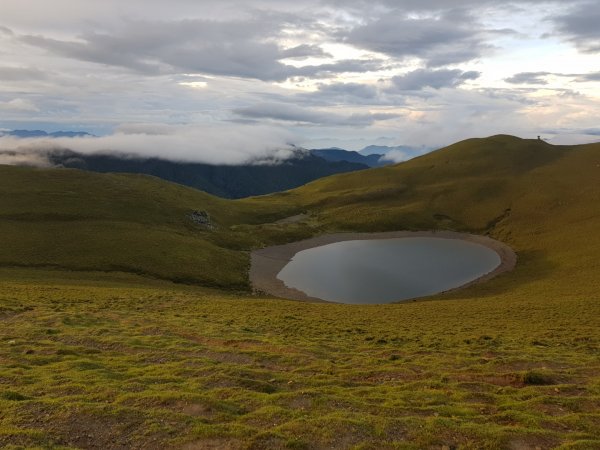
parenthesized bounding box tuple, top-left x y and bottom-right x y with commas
(250, 231, 516, 304)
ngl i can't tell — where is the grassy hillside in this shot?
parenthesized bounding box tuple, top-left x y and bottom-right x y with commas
(0, 166, 302, 289)
(1, 135, 599, 449)
(264, 135, 600, 299)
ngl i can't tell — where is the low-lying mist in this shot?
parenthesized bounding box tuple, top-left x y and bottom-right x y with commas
(0, 123, 297, 166)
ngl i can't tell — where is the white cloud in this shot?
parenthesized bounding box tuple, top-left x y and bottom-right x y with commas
(0, 150, 53, 166)
(380, 149, 425, 163)
(0, 123, 295, 165)
(0, 98, 40, 112)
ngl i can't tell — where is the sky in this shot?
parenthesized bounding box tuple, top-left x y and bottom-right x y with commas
(0, 0, 599, 164)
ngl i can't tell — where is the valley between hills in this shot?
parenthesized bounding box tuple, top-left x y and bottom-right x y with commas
(1, 135, 599, 449)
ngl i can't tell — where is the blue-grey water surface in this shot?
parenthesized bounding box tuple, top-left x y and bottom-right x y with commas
(276, 237, 501, 304)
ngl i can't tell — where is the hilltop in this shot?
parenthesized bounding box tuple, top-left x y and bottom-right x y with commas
(0, 135, 599, 448)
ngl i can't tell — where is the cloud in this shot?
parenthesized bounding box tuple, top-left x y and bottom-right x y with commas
(19, 18, 298, 80)
(582, 127, 600, 136)
(505, 72, 551, 85)
(553, 2, 600, 53)
(0, 123, 296, 165)
(297, 82, 381, 106)
(234, 102, 400, 126)
(280, 44, 332, 60)
(292, 59, 385, 78)
(0, 98, 40, 112)
(0, 26, 14, 36)
(316, 82, 378, 100)
(325, 0, 561, 11)
(0, 149, 54, 167)
(504, 71, 600, 84)
(19, 18, 381, 82)
(345, 10, 488, 66)
(0, 66, 48, 81)
(576, 71, 600, 82)
(1, 0, 599, 153)
(391, 69, 480, 91)
(379, 147, 429, 163)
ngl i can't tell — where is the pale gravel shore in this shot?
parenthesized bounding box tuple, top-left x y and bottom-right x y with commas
(249, 230, 517, 304)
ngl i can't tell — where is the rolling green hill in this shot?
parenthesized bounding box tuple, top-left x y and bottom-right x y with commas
(1, 135, 599, 449)
(0, 165, 299, 289)
(270, 135, 600, 298)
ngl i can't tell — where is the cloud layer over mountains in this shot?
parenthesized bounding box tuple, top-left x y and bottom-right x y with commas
(0, 124, 295, 165)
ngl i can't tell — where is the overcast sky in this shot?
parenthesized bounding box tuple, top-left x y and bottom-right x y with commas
(1, 0, 599, 163)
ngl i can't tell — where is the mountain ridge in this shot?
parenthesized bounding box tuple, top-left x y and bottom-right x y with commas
(310, 148, 387, 167)
(2, 129, 94, 138)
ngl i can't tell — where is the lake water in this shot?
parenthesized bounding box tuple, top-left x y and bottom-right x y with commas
(276, 237, 501, 304)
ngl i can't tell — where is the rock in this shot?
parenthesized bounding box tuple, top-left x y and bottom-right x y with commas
(188, 210, 214, 229)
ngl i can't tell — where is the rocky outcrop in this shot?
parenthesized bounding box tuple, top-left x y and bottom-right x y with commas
(188, 210, 214, 229)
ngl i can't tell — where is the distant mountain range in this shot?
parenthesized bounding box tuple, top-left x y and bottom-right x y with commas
(45, 150, 368, 199)
(2, 129, 94, 138)
(0, 129, 429, 198)
(310, 148, 387, 167)
(311, 145, 430, 166)
(359, 144, 422, 156)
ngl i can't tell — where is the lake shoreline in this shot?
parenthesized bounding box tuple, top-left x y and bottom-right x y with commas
(249, 230, 517, 304)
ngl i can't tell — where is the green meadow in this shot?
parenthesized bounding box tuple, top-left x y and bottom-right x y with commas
(1, 135, 599, 449)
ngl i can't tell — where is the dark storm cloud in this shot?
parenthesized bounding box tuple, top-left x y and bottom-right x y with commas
(553, 2, 600, 53)
(505, 72, 551, 85)
(234, 102, 399, 126)
(391, 69, 480, 91)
